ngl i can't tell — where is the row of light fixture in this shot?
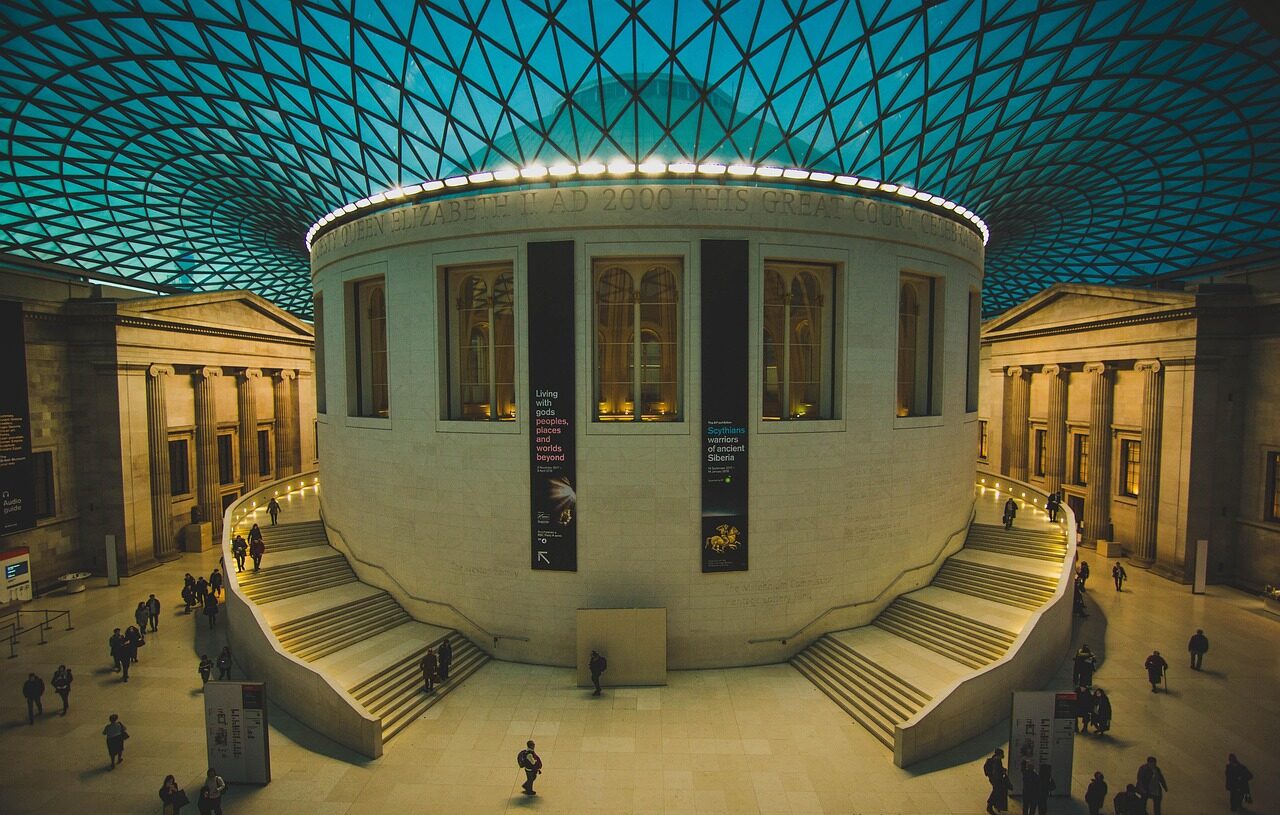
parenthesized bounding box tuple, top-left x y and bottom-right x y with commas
(305, 160, 990, 250)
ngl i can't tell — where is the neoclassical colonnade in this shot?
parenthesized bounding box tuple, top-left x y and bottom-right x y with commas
(145, 365, 301, 557)
(1000, 359, 1164, 564)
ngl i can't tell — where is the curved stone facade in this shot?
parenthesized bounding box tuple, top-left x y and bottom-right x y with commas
(312, 181, 983, 668)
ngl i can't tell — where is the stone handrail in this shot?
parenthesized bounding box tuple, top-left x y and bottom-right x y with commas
(893, 469, 1077, 766)
(220, 470, 384, 759)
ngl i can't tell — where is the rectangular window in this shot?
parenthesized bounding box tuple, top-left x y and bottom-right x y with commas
(257, 428, 272, 477)
(444, 264, 516, 420)
(978, 420, 989, 460)
(1073, 433, 1089, 486)
(762, 261, 836, 420)
(966, 289, 980, 412)
(169, 438, 191, 495)
(1120, 439, 1140, 497)
(896, 273, 940, 417)
(1033, 428, 1047, 477)
(314, 294, 326, 414)
(217, 433, 235, 485)
(1266, 452, 1280, 522)
(32, 450, 54, 519)
(594, 257, 681, 421)
(351, 277, 390, 417)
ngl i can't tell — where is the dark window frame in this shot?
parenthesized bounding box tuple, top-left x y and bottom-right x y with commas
(216, 432, 236, 486)
(168, 437, 191, 496)
(32, 450, 55, 519)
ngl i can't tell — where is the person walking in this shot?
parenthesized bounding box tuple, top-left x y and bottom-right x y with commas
(22, 672, 44, 724)
(160, 774, 189, 815)
(103, 713, 128, 769)
(209, 568, 223, 599)
(1188, 629, 1209, 670)
(231, 533, 248, 572)
(146, 593, 161, 632)
(109, 627, 126, 672)
(983, 748, 1009, 814)
(1076, 560, 1090, 590)
(1090, 687, 1112, 735)
(1114, 784, 1140, 815)
(1225, 753, 1253, 811)
(1003, 497, 1018, 530)
(249, 524, 265, 571)
(194, 575, 209, 607)
(1046, 492, 1060, 523)
(1071, 644, 1097, 687)
(267, 496, 281, 525)
(1136, 756, 1168, 815)
(216, 646, 233, 680)
(198, 654, 213, 685)
(182, 580, 196, 613)
(1034, 763, 1055, 815)
(419, 647, 438, 693)
(203, 593, 219, 629)
(1144, 650, 1168, 692)
(1084, 771, 1107, 815)
(1112, 562, 1127, 591)
(517, 739, 542, 796)
(1020, 760, 1041, 815)
(589, 649, 607, 696)
(134, 601, 150, 632)
(125, 624, 144, 663)
(51, 665, 72, 716)
(1074, 687, 1092, 733)
(438, 637, 452, 682)
(200, 767, 227, 815)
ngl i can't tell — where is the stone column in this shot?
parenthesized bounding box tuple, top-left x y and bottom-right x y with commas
(273, 369, 298, 477)
(238, 369, 263, 491)
(146, 365, 175, 557)
(1083, 362, 1113, 547)
(1043, 364, 1069, 495)
(1003, 366, 1030, 481)
(193, 366, 223, 535)
(1133, 359, 1164, 565)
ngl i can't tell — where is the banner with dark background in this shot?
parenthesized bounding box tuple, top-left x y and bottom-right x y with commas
(0, 300, 34, 536)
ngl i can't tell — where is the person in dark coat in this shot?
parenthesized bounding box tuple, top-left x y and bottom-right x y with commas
(518, 740, 542, 795)
(109, 628, 128, 679)
(438, 638, 452, 682)
(1035, 763, 1055, 814)
(1072, 579, 1088, 618)
(1046, 492, 1060, 522)
(231, 534, 248, 572)
(22, 672, 44, 724)
(216, 646, 232, 680)
(209, 568, 223, 599)
(194, 575, 209, 606)
(134, 601, 150, 631)
(1020, 760, 1041, 815)
(589, 650, 607, 696)
(1187, 629, 1209, 670)
(103, 713, 127, 769)
(1225, 753, 1252, 811)
(1074, 687, 1092, 733)
(1114, 784, 1140, 815)
(267, 496, 281, 525)
(1090, 687, 1112, 734)
(419, 647, 438, 692)
(1144, 650, 1168, 692)
(249, 525, 265, 571)
(125, 625, 144, 664)
(51, 665, 72, 715)
(1084, 771, 1107, 815)
(1112, 562, 1127, 591)
(1076, 560, 1090, 590)
(146, 594, 161, 632)
(1003, 497, 1018, 530)
(983, 748, 1009, 814)
(1071, 644, 1097, 687)
(203, 594, 219, 628)
(181, 581, 196, 613)
(198, 654, 213, 685)
(1136, 756, 1168, 815)
(160, 774, 188, 815)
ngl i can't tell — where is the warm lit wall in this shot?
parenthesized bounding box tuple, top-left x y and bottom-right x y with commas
(313, 183, 984, 668)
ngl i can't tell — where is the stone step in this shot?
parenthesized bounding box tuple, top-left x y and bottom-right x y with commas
(873, 596, 1014, 669)
(934, 560, 1055, 609)
(381, 646, 490, 742)
(273, 593, 411, 661)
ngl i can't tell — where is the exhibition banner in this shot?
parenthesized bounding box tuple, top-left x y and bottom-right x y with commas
(0, 300, 35, 536)
(700, 240, 749, 572)
(204, 681, 271, 784)
(527, 240, 577, 571)
(1008, 690, 1076, 797)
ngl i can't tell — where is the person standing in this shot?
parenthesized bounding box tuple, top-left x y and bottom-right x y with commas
(1084, 771, 1107, 815)
(201, 767, 227, 815)
(1112, 562, 1127, 591)
(1187, 629, 1209, 670)
(182, 580, 196, 613)
(204, 593, 219, 629)
(109, 627, 126, 672)
(1076, 560, 1090, 590)
(518, 739, 542, 796)
(51, 665, 72, 716)
(1003, 497, 1018, 530)
(103, 713, 128, 769)
(1071, 644, 1097, 687)
(216, 646, 233, 680)
(22, 672, 44, 724)
(1225, 753, 1252, 811)
(249, 524, 265, 571)
(1114, 784, 1140, 815)
(1136, 756, 1168, 815)
(194, 575, 209, 607)
(125, 624, 144, 663)
(231, 533, 248, 572)
(1046, 492, 1060, 522)
(209, 568, 224, 599)
(1020, 760, 1041, 815)
(160, 774, 189, 815)
(1090, 687, 1112, 735)
(983, 748, 1009, 815)
(134, 601, 150, 632)
(1074, 687, 1092, 733)
(267, 496, 281, 525)
(438, 637, 452, 682)
(589, 650, 607, 696)
(1035, 763, 1055, 815)
(1144, 650, 1168, 692)
(198, 654, 213, 685)
(146, 594, 161, 632)
(419, 647, 438, 693)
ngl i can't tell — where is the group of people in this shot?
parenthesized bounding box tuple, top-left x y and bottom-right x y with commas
(230, 523, 266, 573)
(198, 646, 235, 684)
(158, 767, 227, 814)
(182, 570, 224, 628)
(983, 750, 1057, 815)
(418, 639, 454, 692)
(108, 624, 148, 681)
(21, 666, 73, 723)
(1069, 644, 1113, 735)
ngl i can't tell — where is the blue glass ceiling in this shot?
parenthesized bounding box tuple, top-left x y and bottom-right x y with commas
(2, 0, 1278, 316)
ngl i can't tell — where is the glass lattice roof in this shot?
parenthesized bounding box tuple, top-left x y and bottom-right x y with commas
(2, 0, 1278, 317)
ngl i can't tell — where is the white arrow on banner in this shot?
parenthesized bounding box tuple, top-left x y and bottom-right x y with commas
(536, 551, 550, 564)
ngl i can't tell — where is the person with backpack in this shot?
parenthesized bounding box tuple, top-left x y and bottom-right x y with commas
(517, 740, 542, 795)
(1002, 497, 1018, 530)
(589, 650, 607, 696)
(982, 748, 1009, 815)
(51, 665, 72, 716)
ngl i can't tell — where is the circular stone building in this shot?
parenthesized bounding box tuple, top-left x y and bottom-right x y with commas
(311, 171, 985, 668)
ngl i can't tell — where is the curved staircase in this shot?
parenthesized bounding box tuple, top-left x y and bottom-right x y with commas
(791, 489, 1069, 757)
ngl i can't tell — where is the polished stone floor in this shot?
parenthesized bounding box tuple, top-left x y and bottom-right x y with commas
(1, 488, 1276, 814)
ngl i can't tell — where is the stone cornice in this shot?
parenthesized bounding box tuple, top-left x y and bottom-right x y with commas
(21, 309, 312, 346)
(983, 306, 1197, 343)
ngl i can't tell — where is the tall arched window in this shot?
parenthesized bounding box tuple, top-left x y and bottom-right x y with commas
(352, 277, 390, 418)
(762, 262, 835, 419)
(447, 264, 515, 420)
(896, 273, 938, 417)
(594, 258, 681, 421)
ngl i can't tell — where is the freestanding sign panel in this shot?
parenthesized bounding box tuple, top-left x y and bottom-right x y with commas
(701, 240, 749, 572)
(0, 300, 35, 536)
(528, 240, 577, 571)
(204, 681, 271, 784)
(1009, 690, 1076, 797)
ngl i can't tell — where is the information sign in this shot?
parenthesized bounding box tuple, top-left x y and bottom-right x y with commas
(204, 681, 271, 784)
(0, 300, 34, 536)
(1009, 690, 1076, 798)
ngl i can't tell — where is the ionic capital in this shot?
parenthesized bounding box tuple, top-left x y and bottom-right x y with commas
(1083, 362, 1110, 376)
(1006, 366, 1027, 379)
(195, 366, 223, 380)
(147, 364, 175, 379)
(1135, 359, 1163, 374)
(1042, 364, 1064, 377)
(240, 368, 263, 381)
(274, 368, 297, 382)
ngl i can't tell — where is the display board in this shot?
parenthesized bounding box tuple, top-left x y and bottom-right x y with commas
(700, 240, 749, 572)
(1009, 690, 1076, 797)
(204, 681, 271, 784)
(0, 300, 34, 536)
(527, 240, 577, 571)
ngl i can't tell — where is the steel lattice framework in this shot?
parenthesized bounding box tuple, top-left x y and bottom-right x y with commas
(2, 0, 1278, 316)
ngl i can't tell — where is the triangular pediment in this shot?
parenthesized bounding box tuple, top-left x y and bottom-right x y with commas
(984, 284, 1195, 336)
(120, 291, 313, 337)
